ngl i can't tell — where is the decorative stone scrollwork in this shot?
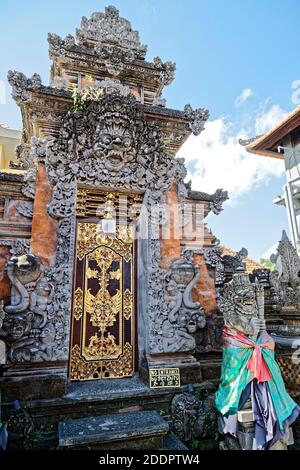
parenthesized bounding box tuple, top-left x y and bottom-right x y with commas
(184, 104, 210, 136)
(15, 201, 33, 219)
(7, 71, 41, 104)
(271, 231, 300, 307)
(238, 136, 263, 147)
(153, 57, 176, 86)
(221, 247, 248, 282)
(45, 90, 185, 219)
(47, 33, 75, 57)
(9, 144, 32, 170)
(202, 245, 225, 286)
(152, 96, 167, 107)
(0, 239, 30, 256)
(209, 189, 229, 214)
(76, 6, 147, 60)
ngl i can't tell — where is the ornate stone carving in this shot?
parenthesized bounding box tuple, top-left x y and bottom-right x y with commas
(0, 239, 30, 256)
(0, 254, 58, 362)
(47, 33, 75, 57)
(184, 104, 210, 136)
(45, 90, 185, 219)
(76, 6, 147, 60)
(9, 144, 32, 170)
(22, 166, 37, 200)
(152, 96, 167, 107)
(171, 391, 218, 442)
(219, 267, 264, 337)
(153, 57, 176, 86)
(274, 231, 300, 286)
(209, 189, 229, 214)
(185, 183, 229, 215)
(271, 231, 300, 307)
(7, 71, 41, 104)
(15, 201, 33, 219)
(93, 79, 130, 97)
(202, 245, 225, 286)
(222, 247, 248, 282)
(238, 136, 263, 147)
(250, 268, 271, 288)
(28, 88, 190, 357)
(5, 254, 41, 314)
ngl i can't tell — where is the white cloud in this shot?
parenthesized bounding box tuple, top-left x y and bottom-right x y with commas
(177, 103, 287, 205)
(262, 242, 279, 259)
(234, 88, 253, 107)
(255, 103, 288, 134)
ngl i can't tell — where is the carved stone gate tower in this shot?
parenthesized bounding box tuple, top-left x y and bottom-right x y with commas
(0, 6, 228, 399)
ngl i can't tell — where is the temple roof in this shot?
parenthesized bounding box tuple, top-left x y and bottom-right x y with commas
(241, 106, 300, 159)
(47, 5, 176, 104)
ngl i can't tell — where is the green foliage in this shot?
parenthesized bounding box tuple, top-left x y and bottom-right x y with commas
(69, 75, 104, 113)
(260, 258, 275, 270)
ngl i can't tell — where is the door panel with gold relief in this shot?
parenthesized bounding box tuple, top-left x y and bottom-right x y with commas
(69, 219, 136, 381)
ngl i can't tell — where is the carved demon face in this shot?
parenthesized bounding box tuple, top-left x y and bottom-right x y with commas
(3, 312, 33, 340)
(93, 116, 136, 172)
(233, 286, 256, 316)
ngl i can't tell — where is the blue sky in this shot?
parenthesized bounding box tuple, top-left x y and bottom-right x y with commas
(1, 0, 299, 259)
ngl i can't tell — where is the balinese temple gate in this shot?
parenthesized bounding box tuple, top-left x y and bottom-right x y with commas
(4, 6, 299, 452)
(0, 6, 228, 401)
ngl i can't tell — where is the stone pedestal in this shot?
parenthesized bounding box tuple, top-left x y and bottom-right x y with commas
(140, 353, 202, 386)
(1, 363, 67, 401)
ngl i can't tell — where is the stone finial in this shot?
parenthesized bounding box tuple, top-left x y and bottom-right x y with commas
(76, 6, 147, 59)
(238, 135, 263, 147)
(184, 104, 210, 136)
(7, 71, 42, 103)
(152, 57, 176, 86)
(210, 188, 229, 214)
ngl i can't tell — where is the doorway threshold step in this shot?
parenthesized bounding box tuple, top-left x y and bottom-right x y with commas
(58, 410, 169, 450)
(65, 375, 150, 401)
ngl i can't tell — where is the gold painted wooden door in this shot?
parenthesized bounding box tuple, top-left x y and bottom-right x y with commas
(69, 220, 136, 381)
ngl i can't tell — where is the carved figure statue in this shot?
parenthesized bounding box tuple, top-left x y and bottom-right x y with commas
(30, 277, 54, 328)
(162, 259, 206, 353)
(270, 230, 300, 307)
(1, 253, 57, 363)
(171, 391, 217, 442)
(219, 266, 265, 337)
(216, 267, 300, 450)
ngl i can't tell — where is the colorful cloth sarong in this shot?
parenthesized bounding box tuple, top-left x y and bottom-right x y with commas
(215, 327, 300, 449)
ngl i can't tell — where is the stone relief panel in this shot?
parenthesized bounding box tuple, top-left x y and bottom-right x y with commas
(171, 390, 218, 443)
(162, 259, 206, 353)
(0, 254, 58, 362)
